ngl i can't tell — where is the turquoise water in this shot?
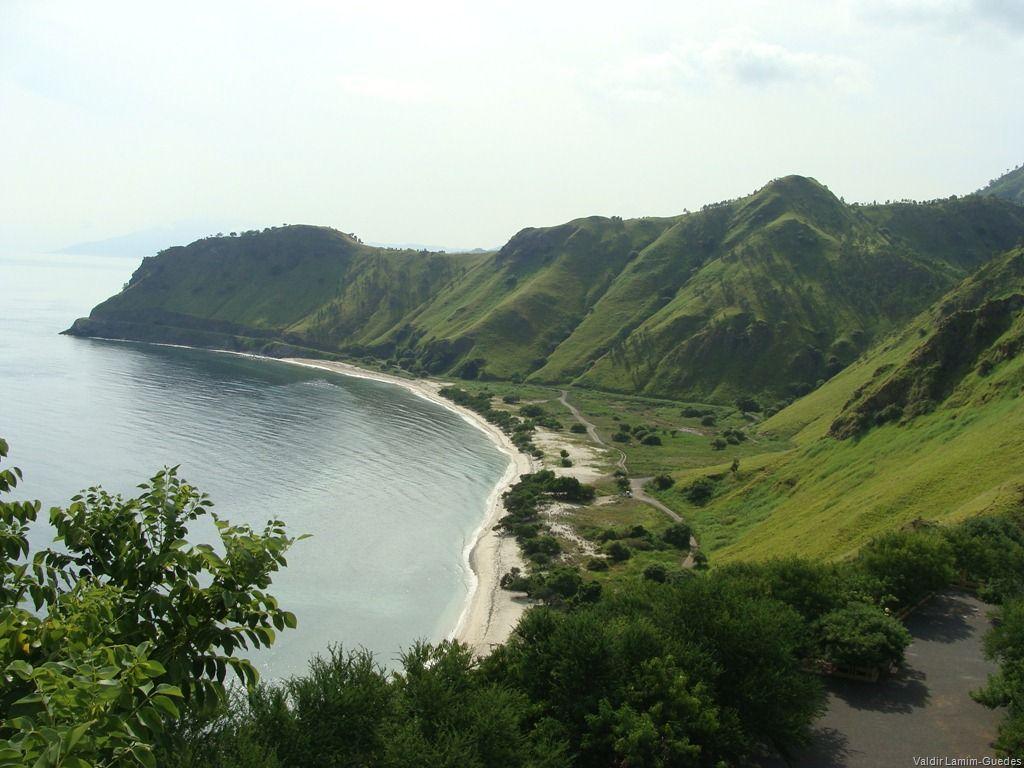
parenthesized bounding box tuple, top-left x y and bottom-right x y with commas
(0, 253, 509, 678)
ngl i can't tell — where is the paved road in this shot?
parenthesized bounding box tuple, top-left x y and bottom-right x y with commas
(766, 591, 1000, 768)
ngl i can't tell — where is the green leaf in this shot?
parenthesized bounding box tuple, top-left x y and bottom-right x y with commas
(151, 695, 179, 719)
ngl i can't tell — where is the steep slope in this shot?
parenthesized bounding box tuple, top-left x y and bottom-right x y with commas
(68, 178, 1024, 402)
(658, 246, 1024, 562)
(979, 163, 1024, 205)
(565, 178, 1024, 401)
(67, 226, 488, 355)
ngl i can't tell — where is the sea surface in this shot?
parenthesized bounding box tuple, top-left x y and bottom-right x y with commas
(0, 252, 509, 678)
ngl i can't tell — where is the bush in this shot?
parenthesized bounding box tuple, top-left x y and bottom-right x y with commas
(684, 478, 716, 505)
(559, 449, 569, 458)
(559, 457, 573, 468)
(735, 397, 762, 413)
(502, 394, 521, 404)
(817, 603, 911, 671)
(641, 434, 662, 446)
(520, 404, 546, 418)
(974, 599, 1024, 755)
(605, 541, 632, 562)
(663, 523, 693, 550)
(611, 432, 630, 443)
(643, 564, 669, 583)
(652, 474, 675, 491)
(569, 424, 587, 434)
(856, 530, 955, 609)
(586, 558, 610, 572)
(710, 438, 728, 451)
(701, 414, 717, 427)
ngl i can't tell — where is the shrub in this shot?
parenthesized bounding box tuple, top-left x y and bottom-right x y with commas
(569, 424, 587, 434)
(586, 558, 609, 572)
(710, 438, 728, 451)
(520, 404, 546, 418)
(502, 394, 521, 404)
(605, 541, 632, 562)
(856, 530, 956, 609)
(560, 457, 573, 468)
(684, 478, 715, 505)
(663, 523, 693, 550)
(559, 449, 569, 458)
(652, 474, 675, 491)
(611, 432, 630, 443)
(701, 415, 717, 427)
(817, 603, 911, 671)
(641, 434, 662, 446)
(643, 564, 669, 583)
(735, 397, 762, 413)
(974, 599, 1024, 755)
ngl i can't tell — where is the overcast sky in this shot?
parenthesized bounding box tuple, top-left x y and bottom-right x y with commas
(1, 0, 1022, 252)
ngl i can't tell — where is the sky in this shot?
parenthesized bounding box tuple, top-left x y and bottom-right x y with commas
(1, 0, 1022, 253)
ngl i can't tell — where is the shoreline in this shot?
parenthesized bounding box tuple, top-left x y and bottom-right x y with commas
(74, 337, 533, 656)
(277, 358, 534, 657)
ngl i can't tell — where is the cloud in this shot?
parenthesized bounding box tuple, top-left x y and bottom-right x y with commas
(857, 0, 1024, 34)
(603, 35, 867, 101)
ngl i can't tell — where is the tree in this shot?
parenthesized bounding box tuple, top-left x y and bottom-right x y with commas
(816, 603, 911, 671)
(651, 474, 674, 491)
(974, 599, 1024, 756)
(856, 530, 955, 609)
(0, 438, 300, 767)
(662, 523, 693, 550)
(606, 542, 632, 562)
(684, 478, 715, 505)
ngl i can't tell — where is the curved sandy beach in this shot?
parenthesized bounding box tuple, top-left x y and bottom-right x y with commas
(280, 358, 534, 657)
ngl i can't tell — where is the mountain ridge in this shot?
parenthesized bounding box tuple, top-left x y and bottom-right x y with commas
(67, 174, 1024, 403)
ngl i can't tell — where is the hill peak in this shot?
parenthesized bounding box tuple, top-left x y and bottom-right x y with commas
(979, 163, 1024, 206)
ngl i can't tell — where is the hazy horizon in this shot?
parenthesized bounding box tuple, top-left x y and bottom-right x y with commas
(2, 0, 1022, 254)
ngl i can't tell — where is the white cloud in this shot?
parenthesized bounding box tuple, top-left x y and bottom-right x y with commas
(603, 35, 867, 101)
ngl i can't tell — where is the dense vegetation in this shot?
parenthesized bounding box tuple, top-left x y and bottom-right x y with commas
(5, 423, 1024, 764)
(66, 176, 1024, 403)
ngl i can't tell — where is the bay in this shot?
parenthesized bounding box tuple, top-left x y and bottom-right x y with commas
(0, 252, 508, 678)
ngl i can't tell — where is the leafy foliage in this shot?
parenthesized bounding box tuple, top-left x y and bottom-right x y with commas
(0, 438, 299, 768)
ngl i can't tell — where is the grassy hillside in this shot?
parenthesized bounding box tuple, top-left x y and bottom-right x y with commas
(68, 178, 1024, 403)
(979, 163, 1024, 205)
(650, 245, 1024, 562)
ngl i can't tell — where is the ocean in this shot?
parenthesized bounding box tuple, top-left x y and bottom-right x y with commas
(0, 252, 509, 678)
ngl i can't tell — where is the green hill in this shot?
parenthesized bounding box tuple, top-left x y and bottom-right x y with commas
(979, 163, 1024, 205)
(67, 177, 1024, 403)
(652, 244, 1024, 561)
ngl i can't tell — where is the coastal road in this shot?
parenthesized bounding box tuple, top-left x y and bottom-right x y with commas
(559, 389, 699, 563)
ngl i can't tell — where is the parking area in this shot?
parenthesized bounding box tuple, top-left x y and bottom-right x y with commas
(770, 591, 1001, 767)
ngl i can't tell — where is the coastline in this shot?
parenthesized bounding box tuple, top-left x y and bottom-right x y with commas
(69, 337, 534, 656)
(277, 358, 534, 657)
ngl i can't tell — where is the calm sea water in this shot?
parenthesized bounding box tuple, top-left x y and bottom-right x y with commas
(0, 253, 508, 678)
